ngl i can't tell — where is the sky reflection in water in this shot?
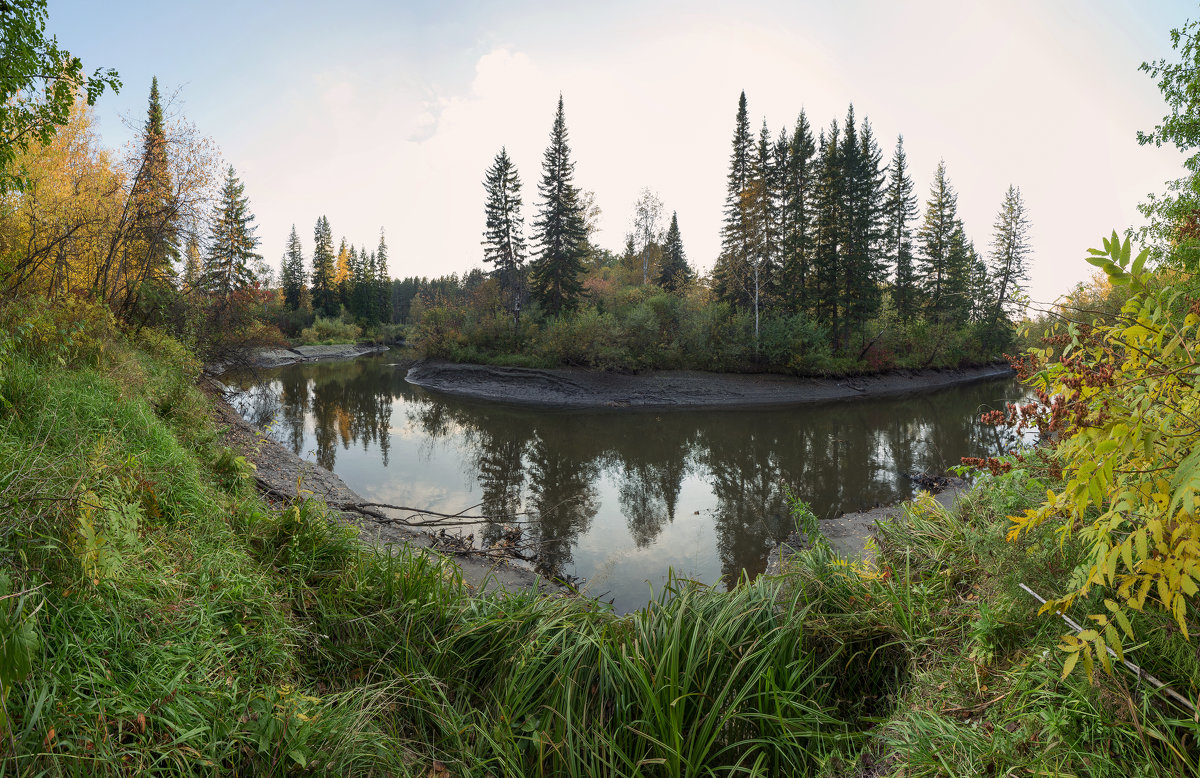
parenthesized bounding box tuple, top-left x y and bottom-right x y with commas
(229, 355, 1027, 612)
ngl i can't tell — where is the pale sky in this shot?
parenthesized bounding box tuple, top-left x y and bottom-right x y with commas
(50, 0, 1193, 305)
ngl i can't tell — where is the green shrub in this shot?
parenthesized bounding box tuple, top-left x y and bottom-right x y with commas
(298, 313, 363, 345)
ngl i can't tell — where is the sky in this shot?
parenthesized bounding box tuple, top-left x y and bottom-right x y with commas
(48, 0, 1196, 306)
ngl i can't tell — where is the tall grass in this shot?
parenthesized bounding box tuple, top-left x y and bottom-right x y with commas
(780, 468, 1200, 776)
(0, 304, 861, 775)
(4, 299, 1197, 775)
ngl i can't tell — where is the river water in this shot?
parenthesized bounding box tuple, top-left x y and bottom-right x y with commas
(227, 354, 1026, 612)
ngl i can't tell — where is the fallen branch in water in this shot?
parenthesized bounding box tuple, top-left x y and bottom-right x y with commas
(334, 500, 535, 527)
(252, 475, 531, 527)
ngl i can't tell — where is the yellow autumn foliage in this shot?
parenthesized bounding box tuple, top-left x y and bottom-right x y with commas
(1010, 233, 1200, 679)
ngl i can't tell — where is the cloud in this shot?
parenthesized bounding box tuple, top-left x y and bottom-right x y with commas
(229, 3, 1187, 305)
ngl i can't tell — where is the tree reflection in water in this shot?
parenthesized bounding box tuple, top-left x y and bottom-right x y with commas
(227, 355, 1026, 609)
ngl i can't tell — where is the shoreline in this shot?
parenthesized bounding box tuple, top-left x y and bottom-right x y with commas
(765, 478, 967, 575)
(204, 377, 559, 596)
(247, 343, 391, 369)
(405, 359, 1015, 409)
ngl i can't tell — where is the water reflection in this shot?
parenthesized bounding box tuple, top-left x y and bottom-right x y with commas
(228, 355, 1026, 611)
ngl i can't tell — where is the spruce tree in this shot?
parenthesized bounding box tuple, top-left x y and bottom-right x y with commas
(883, 136, 919, 327)
(812, 121, 843, 338)
(657, 211, 693, 291)
(131, 76, 178, 284)
(746, 120, 779, 342)
(916, 161, 961, 322)
(988, 185, 1031, 321)
(967, 241, 992, 323)
(310, 215, 337, 316)
(202, 166, 260, 302)
(529, 95, 588, 316)
(375, 233, 391, 323)
(779, 110, 817, 315)
(942, 222, 974, 325)
(481, 147, 527, 307)
(841, 110, 887, 339)
(350, 244, 369, 320)
(280, 224, 305, 309)
(713, 91, 755, 308)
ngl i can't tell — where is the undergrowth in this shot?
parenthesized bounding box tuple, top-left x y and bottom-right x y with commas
(0, 300, 864, 775)
(782, 465, 1200, 776)
(2, 297, 1198, 775)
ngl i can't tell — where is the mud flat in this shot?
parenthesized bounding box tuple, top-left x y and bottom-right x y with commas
(249, 344, 390, 369)
(404, 360, 1015, 409)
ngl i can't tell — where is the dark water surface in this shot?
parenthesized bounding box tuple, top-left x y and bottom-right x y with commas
(228, 355, 1025, 611)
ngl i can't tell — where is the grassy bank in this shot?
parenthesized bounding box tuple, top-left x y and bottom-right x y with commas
(1, 299, 1197, 776)
(784, 464, 1200, 776)
(0, 301, 867, 775)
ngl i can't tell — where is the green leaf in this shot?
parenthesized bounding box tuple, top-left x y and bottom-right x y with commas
(1105, 624, 1124, 662)
(1061, 649, 1080, 679)
(1132, 247, 1150, 275)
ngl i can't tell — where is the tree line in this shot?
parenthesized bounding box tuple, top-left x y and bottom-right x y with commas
(409, 91, 1031, 372)
(712, 93, 1029, 350)
(277, 219, 392, 327)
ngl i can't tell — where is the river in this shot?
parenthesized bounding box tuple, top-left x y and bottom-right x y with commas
(227, 354, 1027, 612)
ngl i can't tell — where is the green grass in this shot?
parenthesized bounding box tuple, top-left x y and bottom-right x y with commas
(780, 467, 1200, 777)
(0, 303, 863, 775)
(1, 299, 1198, 775)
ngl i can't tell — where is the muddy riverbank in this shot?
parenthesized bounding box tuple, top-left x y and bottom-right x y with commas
(405, 360, 1015, 409)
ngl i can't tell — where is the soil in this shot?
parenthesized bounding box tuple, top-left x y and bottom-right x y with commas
(405, 360, 1015, 409)
(202, 377, 561, 597)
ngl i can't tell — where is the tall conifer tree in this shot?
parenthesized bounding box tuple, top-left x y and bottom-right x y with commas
(529, 95, 588, 316)
(941, 221, 974, 325)
(839, 109, 887, 338)
(481, 147, 527, 307)
(132, 76, 178, 284)
(988, 185, 1031, 321)
(714, 91, 755, 308)
(657, 211, 693, 291)
(883, 136, 919, 327)
(310, 215, 337, 316)
(375, 231, 391, 323)
(202, 166, 260, 302)
(746, 120, 779, 342)
(916, 161, 961, 321)
(280, 224, 305, 309)
(812, 121, 843, 337)
(779, 110, 816, 315)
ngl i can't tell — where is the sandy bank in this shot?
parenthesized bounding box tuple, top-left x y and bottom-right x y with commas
(405, 360, 1015, 409)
